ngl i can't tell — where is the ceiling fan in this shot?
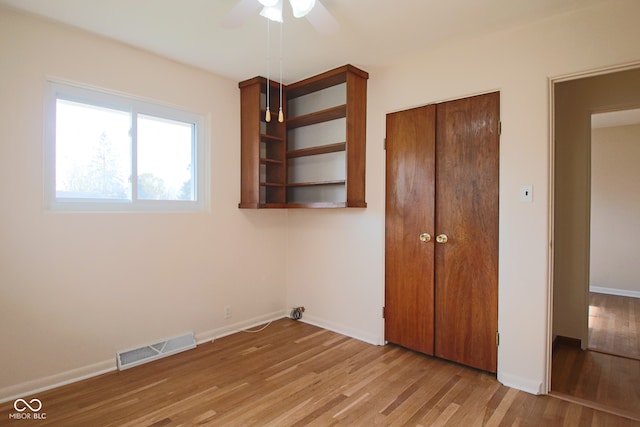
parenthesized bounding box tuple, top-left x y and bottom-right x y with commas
(222, 0, 339, 35)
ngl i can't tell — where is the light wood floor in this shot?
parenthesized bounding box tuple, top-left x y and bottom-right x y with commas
(2, 319, 637, 426)
(589, 292, 640, 360)
(551, 292, 640, 422)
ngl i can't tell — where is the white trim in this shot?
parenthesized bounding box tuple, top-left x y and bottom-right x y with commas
(0, 360, 116, 404)
(199, 311, 382, 347)
(549, 61, 640, 84)
(545, 74, 556, 395)
(299, 314, 381, 346)
(498, 371, 544, 395)
(195, 310, 288, 344)
(590, 286, 640, 299)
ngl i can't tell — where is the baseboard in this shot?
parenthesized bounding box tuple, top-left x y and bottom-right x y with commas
(497, 371, 544, 395)
(0, 359, 116, 404)
(195, 310, 288, 344)
(590, 286, 640, 299)
(552, 335, 582, 353)
(299, 314, 381, 346)
(1, 310, 288, 405)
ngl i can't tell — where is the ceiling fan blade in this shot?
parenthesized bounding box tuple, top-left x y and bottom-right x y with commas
(221, 0, 262, 29)
(304, 0, 339, 35)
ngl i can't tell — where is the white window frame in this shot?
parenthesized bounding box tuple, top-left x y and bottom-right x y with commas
(45, 81, 209, 212)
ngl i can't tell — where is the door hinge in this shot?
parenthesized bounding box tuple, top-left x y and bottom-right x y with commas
(496, 331, 500, 347)
(384, 138, 387, 150)
(498, 121, 502, 136)
(382, 306, 385, 318)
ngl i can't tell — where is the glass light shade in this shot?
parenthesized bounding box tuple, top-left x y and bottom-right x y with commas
(259, 0, 283, 22)
(290, 0, 316, 18)
(258, 0, 279, 6)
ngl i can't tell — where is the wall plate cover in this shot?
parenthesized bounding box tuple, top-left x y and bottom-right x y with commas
(520, 185, 533, 202)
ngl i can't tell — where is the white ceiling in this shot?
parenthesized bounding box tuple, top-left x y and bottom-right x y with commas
(1, 0, 609, 83)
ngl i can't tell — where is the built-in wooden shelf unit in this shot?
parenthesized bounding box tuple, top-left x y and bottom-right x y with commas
(238, 64, 368, 209)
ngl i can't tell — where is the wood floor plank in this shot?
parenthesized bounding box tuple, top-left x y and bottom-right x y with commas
(552, 343, 640, 420)
(589, 292, 640, 359)
(1, 318, 637, 426)
(552, 293, 640, 425)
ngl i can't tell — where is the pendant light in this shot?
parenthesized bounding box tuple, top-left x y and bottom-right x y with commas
(260, 0, 284, 123)
(259, 0, 318, 124)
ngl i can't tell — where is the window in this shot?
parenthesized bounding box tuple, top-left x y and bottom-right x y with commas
(46, 82, 208, 211)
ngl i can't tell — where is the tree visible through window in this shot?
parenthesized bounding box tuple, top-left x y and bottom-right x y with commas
(47, 82, 206, 211)
(55, 100, 131, 200)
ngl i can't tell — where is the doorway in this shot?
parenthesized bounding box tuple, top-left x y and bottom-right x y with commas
(589, 109, 640, 360)
(550, 64, 640, 418)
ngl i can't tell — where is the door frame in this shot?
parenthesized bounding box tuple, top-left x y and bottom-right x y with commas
(546, 59, 640, 393)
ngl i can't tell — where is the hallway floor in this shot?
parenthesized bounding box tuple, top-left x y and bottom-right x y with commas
(551, 292, 640, 421)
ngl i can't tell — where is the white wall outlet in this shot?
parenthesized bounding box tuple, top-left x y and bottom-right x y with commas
(520, 185, 533, 202)
(224, 305, 232, 319)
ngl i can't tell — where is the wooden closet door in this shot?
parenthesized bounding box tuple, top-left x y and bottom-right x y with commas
(385, 105, 436, 355)
(434, 92, 500, 373)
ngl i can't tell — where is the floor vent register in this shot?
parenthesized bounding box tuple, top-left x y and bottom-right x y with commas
(117, 332, 196, 370)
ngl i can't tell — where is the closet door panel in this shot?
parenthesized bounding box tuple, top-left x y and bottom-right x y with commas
(385, 105, 436, 355)
(434, 92, 499, 373)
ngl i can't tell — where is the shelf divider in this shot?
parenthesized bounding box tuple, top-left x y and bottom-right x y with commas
(286, 105, 346, 129)
(287, 142, 346, 159)
(287, 180, 345, 188)
(260, 133, 284, 142)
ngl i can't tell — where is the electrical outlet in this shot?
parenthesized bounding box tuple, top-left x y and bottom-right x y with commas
(224, 305, 232, 319)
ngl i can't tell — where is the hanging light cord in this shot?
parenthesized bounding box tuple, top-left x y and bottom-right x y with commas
(265, 18, 272, 122)
(278, 19, 284, 123)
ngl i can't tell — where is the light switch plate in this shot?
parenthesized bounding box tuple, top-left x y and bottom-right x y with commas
(520, 185, 533, 202)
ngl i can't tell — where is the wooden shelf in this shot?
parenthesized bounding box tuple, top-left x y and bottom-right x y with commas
(260, 158, 284, 165)
(239, 64, 368, 209)
(286, 105, 346, 129)
(287, 142, 345, 159)
(260, 133, 284, 143)
(287, 180, 345, 188)
(252, 202, 351, 209)
(286, 64, 369, 99)
(283, 202, 347, 209)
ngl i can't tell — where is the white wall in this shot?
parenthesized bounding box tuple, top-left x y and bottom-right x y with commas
(590, 124, 640, 296)
(0, 8, 288, 400)
(3, 0, 640, 401)
(286, 0, 640, 394)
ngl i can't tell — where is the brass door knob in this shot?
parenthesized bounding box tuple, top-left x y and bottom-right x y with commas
(436, 234, 448, 244)
(419, 233, 431, 243)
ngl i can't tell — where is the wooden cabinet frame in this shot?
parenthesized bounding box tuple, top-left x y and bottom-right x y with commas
(239, 64, 368, 209)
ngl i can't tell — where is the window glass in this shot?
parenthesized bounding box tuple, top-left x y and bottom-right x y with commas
(47, 82, 207, 211)
(137, 114, 194, 201)
(55, 99, 131, 200)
